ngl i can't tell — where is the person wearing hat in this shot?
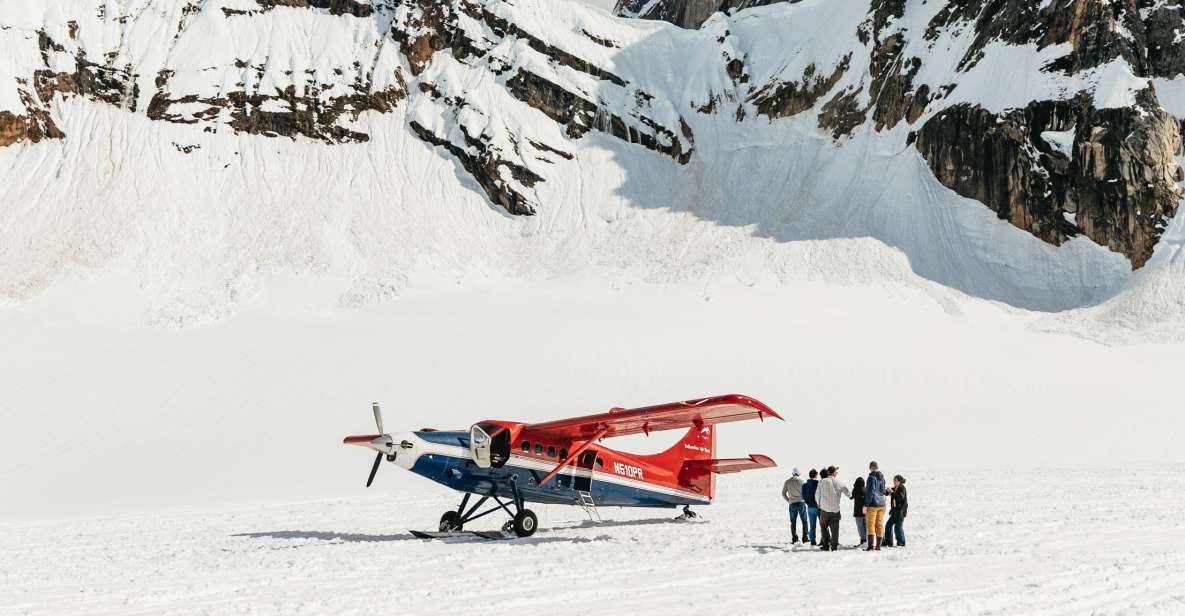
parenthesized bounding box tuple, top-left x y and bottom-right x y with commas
(816, 465, 851, 551)
(864, 460, 888, 551)
(781, 468, 808, 544)
(883, 475, 908, 547)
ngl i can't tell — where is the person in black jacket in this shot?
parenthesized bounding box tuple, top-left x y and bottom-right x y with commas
(884, 475, 908, 547)
(851, 476, 867, 547)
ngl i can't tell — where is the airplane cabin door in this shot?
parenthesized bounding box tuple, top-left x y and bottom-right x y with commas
(574, 451, 595, 492)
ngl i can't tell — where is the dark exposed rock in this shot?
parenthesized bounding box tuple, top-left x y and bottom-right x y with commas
(581, 29, 620, 49)
(34, 33, 139, 112)
(409, 120, 540, 216)
(915, 90, 1183, 268)
(147, 69, 406, 144)
(391, 0, 472, 76)
(817, 88, 866, 139)
(506, 69, 693, 164)
(1145, 4, 1185, 78)
(223, 0, 373, 17)
(0, 109, 61, 147)
(0, 82, 65, 147)
(255, 0, 374, 17)
(527, 139, 574, 161)
(479, 8, 628, 87)
(613, 0, 800, 29)
(930, 0, 1185, 78)
(748, 56, 850, 120)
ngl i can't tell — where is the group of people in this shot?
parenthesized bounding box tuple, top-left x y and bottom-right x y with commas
(780, 461, 908, 551)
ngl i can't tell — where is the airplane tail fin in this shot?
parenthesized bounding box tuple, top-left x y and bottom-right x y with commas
(637, 425, 718, 500)
(636, 425, 777, 503)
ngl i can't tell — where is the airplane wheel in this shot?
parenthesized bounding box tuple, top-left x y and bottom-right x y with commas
(439, 511, 462, 532)
(512, 509, 537, 537)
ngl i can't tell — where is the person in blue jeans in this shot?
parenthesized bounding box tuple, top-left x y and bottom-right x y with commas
(781, 468, 807, 543)
(884, 475, 908, 547)
(802, 468, 820, 546)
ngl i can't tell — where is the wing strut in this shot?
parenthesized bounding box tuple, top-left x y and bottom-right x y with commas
(537, 428, 608, 487)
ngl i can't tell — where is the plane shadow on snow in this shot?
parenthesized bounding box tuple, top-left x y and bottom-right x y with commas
(233, 530, 419, 543)
(232, 529, 612, 545)
(547, 517, 695, 531)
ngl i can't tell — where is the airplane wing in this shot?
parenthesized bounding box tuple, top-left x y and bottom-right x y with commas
(681, 454, 777, 474)
(525, 394, 781, 440)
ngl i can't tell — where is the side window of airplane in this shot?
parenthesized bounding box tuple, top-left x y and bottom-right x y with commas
(535, 443, 544, 456)
(579, 452, 594, 466)
(559, 448, 568, 460)
(595, 457, 604, 468)
(521, 440, 530, 453)
(547, 445, 556, 458)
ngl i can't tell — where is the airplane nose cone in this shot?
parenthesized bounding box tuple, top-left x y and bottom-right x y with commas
(389, 432, 419, 469)
(371, 435, 395, 453)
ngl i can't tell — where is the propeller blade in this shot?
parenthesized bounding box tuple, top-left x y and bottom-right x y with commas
(372, 402, 383, 435)
(366, 452, 383, 487)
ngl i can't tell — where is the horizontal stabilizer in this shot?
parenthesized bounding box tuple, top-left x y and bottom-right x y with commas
(681, 454, 776, 474)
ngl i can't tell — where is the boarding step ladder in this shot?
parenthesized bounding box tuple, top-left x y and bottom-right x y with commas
(576, 490, 601, 523)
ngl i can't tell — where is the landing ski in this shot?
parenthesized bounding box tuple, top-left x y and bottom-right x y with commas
(409, 530, 514, 541)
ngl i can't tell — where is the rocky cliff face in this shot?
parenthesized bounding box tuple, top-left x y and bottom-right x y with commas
(614, 0, 1185, 268)
(2, 0, 1183, 273)
(915, 91, 1182, 268)
(613, 0, 796, 30)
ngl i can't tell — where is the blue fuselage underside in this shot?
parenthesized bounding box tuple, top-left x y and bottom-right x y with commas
(410, 431, 705, 508)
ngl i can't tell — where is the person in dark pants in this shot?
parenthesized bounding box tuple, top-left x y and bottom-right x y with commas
(816, 465, 851, 551)
(802, 469, 820, 545)
(851, 476, 867, 547)
(884, 475, 908, 547)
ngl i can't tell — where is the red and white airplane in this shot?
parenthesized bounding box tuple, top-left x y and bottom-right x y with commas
(344, 394, 782, 538)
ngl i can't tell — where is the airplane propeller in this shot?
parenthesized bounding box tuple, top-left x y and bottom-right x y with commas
(361, 401, 392, 488)
(366, 452, 383, 487)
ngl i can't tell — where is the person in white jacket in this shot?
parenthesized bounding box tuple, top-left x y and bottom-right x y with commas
(816, 466, 852, 551)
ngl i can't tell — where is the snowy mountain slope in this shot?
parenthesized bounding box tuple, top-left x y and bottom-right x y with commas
(1, 0, 1184, 324)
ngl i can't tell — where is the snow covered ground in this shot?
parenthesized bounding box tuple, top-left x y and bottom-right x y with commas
(4, 470, 1184, 615)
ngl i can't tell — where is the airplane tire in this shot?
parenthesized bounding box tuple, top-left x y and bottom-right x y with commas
(439, 511, 462, 532)
(512, 509, 537, 537)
